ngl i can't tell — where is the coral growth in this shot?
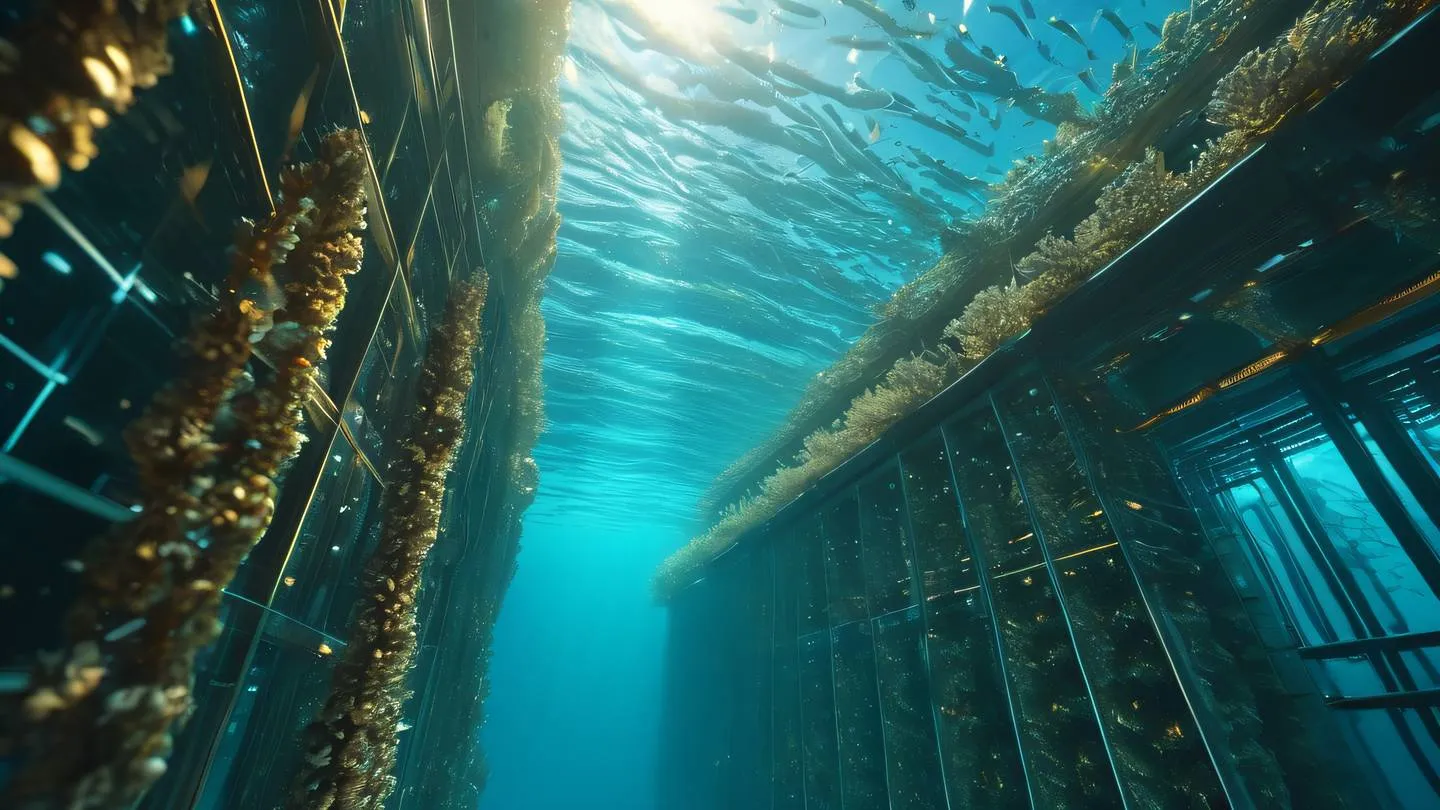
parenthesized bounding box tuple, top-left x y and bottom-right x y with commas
(949, 149, 1190, 361)
(691, 0, 1292, 525)
(289, 274, 488, 810)
(668, 0, 1440, 597)
(2, 130, 368, 810)
(654, 349, 967, 597)
(0, 0, 190, 285)
(1209, 0, 1435, 139)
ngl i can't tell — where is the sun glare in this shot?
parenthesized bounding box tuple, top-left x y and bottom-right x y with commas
(623, 0, 724, 55)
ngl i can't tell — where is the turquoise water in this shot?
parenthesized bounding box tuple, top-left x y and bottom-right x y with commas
(480, 1, 1164, 806)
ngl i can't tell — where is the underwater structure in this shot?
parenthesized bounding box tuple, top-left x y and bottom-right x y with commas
(659, 3, 1440, 810)
(0, 0, 567, 808)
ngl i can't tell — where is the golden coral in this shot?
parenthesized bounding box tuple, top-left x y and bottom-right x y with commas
(4, 130, 368, 810)
(0, 0, 191, 284)
(653, 348, 968, 598)
(289, 274, 488, 810)
(1208, 0, 1401, 139)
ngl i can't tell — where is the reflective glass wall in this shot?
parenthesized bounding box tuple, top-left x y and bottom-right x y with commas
(0, 1, 527, 807)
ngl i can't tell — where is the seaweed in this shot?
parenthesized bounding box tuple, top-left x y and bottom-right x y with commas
(0, 0, 190, 285)
(1, 129, 368, 810)
(288, 274, 488, 810)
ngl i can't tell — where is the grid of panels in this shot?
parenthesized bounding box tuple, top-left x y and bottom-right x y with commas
(672, 355, 1440, 810)
(0, 0, 514, 807)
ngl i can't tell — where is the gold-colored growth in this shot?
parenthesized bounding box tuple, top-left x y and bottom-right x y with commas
(1, 129, 369, 810)
(287, 273, 487, 810)
(0, 0, 191, 285)
(660, 0, 1439, 599)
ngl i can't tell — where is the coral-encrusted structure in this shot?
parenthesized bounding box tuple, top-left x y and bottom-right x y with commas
(661, 0, 1440, 598)
(288, 275, 488, 810)
(2, 129, 368, 810)
(0, 0, 190, 284)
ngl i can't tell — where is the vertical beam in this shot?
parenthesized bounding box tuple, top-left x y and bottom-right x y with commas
(1294, 356, 1440, 601)
(1043, 375, 1252, 809)
(988, 391, 1132, 810)
(893, 450, 956, 810)
(939, 423, 1038, 810)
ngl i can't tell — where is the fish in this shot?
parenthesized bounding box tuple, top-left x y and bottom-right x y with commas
(1077, 68, 1102, 94)
(976, 100, 990, 118)
(774, 0, 823, 18)
(985, 164, 1004, 175)
(62, 416, 103, 447)
(1144, 21, 1162, 37)
(178, 161, 212, 204)
(988, 106, 1003, 130)
(1096, 9, 1135, 44)
(952, 90, 978, 108)
(1047, 16, 1098, 60)
(1036, 41, 1064, 66)
(838, 0, 932, 38)
(769, 9, 825, 28)
(1019, 0, 1036, 18)
(717, 5, 759, 23)
(864, 114, 882, 143)
(988, 3, 1031, 38)
(1021, 118, 1037, 126)
(926, 93, 973, 121)
(827, 35, 892, 51)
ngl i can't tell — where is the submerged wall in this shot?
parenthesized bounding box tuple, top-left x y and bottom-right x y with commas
(0, 1, 557, 807)
(660, 8, 1440, 809)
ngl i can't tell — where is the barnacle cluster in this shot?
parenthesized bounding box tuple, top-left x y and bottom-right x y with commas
(0, 0, 189, 285)
(288, 274, 487, 810)
(1, 129, 368, 810)
(666, 0, 1440, 598)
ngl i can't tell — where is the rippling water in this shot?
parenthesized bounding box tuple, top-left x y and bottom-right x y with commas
(486, 0, 1167, 806)
(530, 0, 1162, 532)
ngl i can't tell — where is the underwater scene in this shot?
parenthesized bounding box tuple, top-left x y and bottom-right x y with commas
(4, 0, 1440, 808)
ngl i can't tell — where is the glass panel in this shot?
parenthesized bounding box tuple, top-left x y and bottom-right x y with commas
(1346, 415, 1440, 554)
(824, 491, 867, 626)
(997, 380, 1224, 808)
(409, 199, 451, 339)
(902, 431, 1028, 810)
(859, 460, 917, 617)
(191, 606, 343, 809)
(874, 611, 946, 810)
(384, 103, 429, 246)
(220, 0, 328, 177)
(799, 631, 841, 810)
(1285, 437, 1440, 635)
(1223, 478, 1351, 644)
(945, 409, 1121, 809)
(798, 513, 829, 636)
(832, 621, 888, 809)
(342, 0, 414, 158)
(1055, 374, 1369, 808)
(1331, 709, 1440, 810)
(775, 535, 805, 810)
(267, 431, 382, 638)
